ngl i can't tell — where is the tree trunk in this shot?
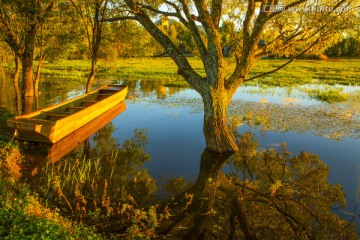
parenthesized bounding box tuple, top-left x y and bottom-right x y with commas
(22, 59, 34, 97)
(22, 40, 35, 97)
(202, 89, 238, 153)
(1, 56, 6, 104)
(22, 63, 34, 114)
(13, 55, 22, 115)
(34, 55, 44, 110)
(22, 25, 36, 113)
(86, 59, 96, 93)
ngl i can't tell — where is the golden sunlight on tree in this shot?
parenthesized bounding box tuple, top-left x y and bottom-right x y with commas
(106, 0, 359, 152)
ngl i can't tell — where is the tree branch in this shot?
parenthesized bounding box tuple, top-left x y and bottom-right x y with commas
(178, 0, 207, 58)
(102, 16, 136, 22)
(123, 0, 206, 93)
(139, 3, 178, 18)
(244, 37, 321, 82)
(211, 0, 222, 28)
(164, 0, 189, 27)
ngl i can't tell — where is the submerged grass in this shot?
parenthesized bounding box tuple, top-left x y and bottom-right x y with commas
(302, 87, 349, 103)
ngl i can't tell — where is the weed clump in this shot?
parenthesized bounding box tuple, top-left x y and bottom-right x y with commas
(0, 146, 23, 182)
(0, 178, 102, 239)
(304, 87, 349, 103)
(0, 140, 103, 238)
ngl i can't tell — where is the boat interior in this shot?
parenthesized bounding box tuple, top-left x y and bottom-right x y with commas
(26, 86, 124, 121)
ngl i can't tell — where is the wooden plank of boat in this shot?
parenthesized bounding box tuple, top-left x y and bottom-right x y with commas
(7, 84, 128, 143)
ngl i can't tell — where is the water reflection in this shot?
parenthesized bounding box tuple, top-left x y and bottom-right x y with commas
(160, 133, 358, 239)
(123, 79, 187, 100)
(29, 127, 154, 231)
(27, 130, 358, 238)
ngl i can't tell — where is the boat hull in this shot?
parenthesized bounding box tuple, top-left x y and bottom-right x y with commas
(7, 85, 128, 143)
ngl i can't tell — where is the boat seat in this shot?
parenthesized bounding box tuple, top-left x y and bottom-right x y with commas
(45, 113, 70, 118)
(67, 106, 86, 110)
(81, 101, 98, 106)
(15, 118, 54, 124)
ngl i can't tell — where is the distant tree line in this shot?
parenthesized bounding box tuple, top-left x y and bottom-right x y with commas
(62, 20, 360, 60)
(1, 11, 358, 65)
(325, 37, 360, 58)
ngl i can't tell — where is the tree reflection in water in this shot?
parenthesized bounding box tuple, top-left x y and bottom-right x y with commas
(34, 128, 358, 239)
(160, 132, 358, 239)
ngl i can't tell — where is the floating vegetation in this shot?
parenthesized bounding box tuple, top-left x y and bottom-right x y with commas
(228, 100, 360, 140)
(163, 81, 190, 88)
(259, 98, 268, 103)
(128, 94, 360, 141)
(282, 97, 301, 104)
(302, 86, 349, 103)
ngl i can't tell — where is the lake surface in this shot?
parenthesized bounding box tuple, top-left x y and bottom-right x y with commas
(1, 75, 360, 234)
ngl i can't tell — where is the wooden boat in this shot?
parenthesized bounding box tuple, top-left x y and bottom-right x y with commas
(26, 102, 127, 177)
(7, 85, 128, 143)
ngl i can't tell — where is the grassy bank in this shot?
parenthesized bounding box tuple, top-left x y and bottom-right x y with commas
(38, 58, 360, 87)
(0, 140, 103, 239)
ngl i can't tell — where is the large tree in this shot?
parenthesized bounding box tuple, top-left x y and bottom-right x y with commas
(107, 0, 357, 153)
(0, 0, 55, 113)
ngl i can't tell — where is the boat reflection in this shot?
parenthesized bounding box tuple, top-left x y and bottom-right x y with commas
(26, 102, 126, 176)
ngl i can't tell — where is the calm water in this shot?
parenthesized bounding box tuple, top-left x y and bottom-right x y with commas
(1, 75, 360, 233)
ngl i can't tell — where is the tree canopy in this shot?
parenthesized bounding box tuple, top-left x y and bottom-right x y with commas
(105, 0, 359, 152)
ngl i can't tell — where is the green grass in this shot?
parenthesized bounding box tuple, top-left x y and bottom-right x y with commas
(0, 143, 103, 239)
(0, 178, 103, 239)
(39, 58, 360, 87)
(247, 59, 360, 86)
(302, 87, 349, 103)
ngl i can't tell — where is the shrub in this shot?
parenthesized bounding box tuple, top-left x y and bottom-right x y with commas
(0, 178, 103, 239)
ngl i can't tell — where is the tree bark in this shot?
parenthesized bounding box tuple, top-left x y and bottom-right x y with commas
(86, 59, 96, 93)
(1, 55, 6, 104)
(22, 26, 36, 98)
(21, 24, 36, 113)
(22, 57, 34, 98)
(34, 54, 45, 110)
(13, 55, 22, 115)
(202, 88, 238, 153)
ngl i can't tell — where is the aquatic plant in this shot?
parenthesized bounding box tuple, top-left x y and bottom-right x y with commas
(302, 87, 349, 103)
(32, 128, 170, 238)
